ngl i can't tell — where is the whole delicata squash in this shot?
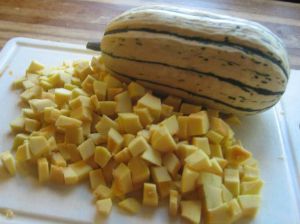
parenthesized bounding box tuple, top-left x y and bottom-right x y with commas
(100, 5, 289, 115)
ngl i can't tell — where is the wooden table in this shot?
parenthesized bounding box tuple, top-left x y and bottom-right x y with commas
(1, 0, 300, 69)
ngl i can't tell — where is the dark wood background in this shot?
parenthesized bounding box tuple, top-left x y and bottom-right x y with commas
(1, 0, 299, 69)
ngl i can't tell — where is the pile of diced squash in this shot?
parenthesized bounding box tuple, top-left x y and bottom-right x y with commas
(0, 56, 263, 224)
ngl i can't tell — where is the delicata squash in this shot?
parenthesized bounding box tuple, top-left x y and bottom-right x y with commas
(100, 5, 289, 115)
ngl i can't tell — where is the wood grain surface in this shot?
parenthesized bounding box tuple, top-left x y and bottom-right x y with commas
(0, 0, 300, 69)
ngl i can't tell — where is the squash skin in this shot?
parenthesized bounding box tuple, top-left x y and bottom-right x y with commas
(101, 5, 289, 115)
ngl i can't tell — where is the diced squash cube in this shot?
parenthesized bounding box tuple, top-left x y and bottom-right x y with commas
(28, 136, 49, 157)
(207, 158, 223, 176)
(70, 106, 92, 122)
(77, 138, 95, 160)
(94, 146, 112, 168)
(243, 157, 259, 168)
(27, 60, 44, 73)
(12, 133, 28, 151)
(203, 184, 223, 210)
(133, 107, 154, 127)
(185, 150, 211, 172)
(238, 195, 261, 217)
(29, 99, 56, 113)
(102, 160, 117, 185)
(71, 77, 82, 87)
(157, 181, 171, 198)
(128, 81, 146, 101)
(210, 117, 229, 137)
(141, 146, 162, 166)
(63, 166, 78, 184)
(207, 130, 224, 144)
(162, 153, 181, 178)
(160, 103, 174, 119)
(10, 116, 24, 132)
(24, 118, 40, 133)
(197, 172, 222, 188)
(50, 164, 64, 184)
(22, 108, 38, 119)
(89, 133, 107, 145)
(128, 157, 150, 185)
(93, 80, 107, 101)
(113, 163, 133, 194)
(104, 75, 122, 88)
(216, 157, 228, 168)
(114, 147, 132, 163)
(54, 88, 71, 107)
(55, 115, 82, 128)
(1, 151, 16, 175)
(64, 127, 84, 145)
(111, 180, 124, 198)
(69, 95, 91, 109)
(107, 128, 123, 154)
(128, 136, 151, 157)
(176, 144, 198, 162)
(16, 141, 31, 162)
(99, 101, 116, 117)
(82, 122, 91, 137)
(143, 183, 159, 206)
(177, 116, 189, 140)
(206, 203, 231, 224)
(89, 169, 106, 190)
(210, 144, 223, 158)
(240, 179, 264, 195)
(107, 87, 123, 100)
(12, 77, 26, 89)
(93, 184, 112, 199)
(180, 200, 201, 224)
(118, 198, 141, 214)
(151, 126, 176, 153)
(71, 88, 88, 99)
(115, 91, 132, 113)
(81, 75, 96, 94)
(221, 184, 233, 203)
(151, 166, 172, 184)
(169, 189, 180, 216)
(73, 59, 92, 80)
(69, 160, 92, 181)
(188, 111, 209, 136)
(44, 107, 61, 123)
(95, 115, 119, 135)
(20, 86, 42, 101)
(90, 94, 99, 111)
(181, 166, 199, 193)
(159, 115, 178, 135)
(224, 168, 240, 197)
(51, 152, 67, 167)
(137, 129, 150, 141)
(242, 165, 260, 181)
(225, 145, 252, 165)
(96, 198, 113, 216)
(64, 83, 77, 91)
(37, 157, 49, 183)
(192, 137, 211, 156)
(137, 93, 161, 121)
(118, 113, 143, 134)
(123, 134, 135, 147)
(227, 198, 243, 223)
(48, 74, 64, 88)
(180, 103, 201, 115)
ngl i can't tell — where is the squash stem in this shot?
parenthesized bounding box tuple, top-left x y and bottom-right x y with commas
(86, 42, 101, 51)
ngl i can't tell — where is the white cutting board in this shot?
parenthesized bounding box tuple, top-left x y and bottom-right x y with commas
(0, 38, 299, 224)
